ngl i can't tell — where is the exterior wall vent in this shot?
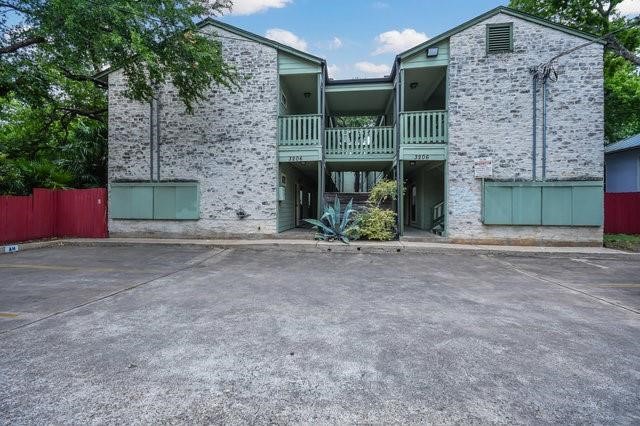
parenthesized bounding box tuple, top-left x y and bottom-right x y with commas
(486, 23, 513, 54)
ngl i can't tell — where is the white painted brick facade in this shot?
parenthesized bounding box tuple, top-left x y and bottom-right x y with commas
(108, 26, 279, 238)
(447, 13, 604, 244)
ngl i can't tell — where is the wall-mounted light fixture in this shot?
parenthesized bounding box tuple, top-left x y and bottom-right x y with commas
(304, 92, 311, 98)
(409, 82, 418, 89)
(426, 47, 439, 57)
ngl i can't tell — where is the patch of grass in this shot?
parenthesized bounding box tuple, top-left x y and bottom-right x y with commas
(604, 234, 640, 252)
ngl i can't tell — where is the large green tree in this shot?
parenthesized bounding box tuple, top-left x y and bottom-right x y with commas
(0, 0, 236, 194)
(509, 0, 640, 143)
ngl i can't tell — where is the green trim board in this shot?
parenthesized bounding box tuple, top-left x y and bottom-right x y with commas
(324, 82, 394, 93)
(278, 146, 322, 162)
(399, 144, 447, 161)
(111, 182, 199, 220)
(482, 181, 603, 226)
(278, 53, 322, 75)
(401, 41, 449, 70)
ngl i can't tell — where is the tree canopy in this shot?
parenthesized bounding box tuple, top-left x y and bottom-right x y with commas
(0, 0, 237, 194)
(509, 0, 640, 142)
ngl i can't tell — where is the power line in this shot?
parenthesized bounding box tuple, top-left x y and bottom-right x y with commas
(534, 16, 640, 82)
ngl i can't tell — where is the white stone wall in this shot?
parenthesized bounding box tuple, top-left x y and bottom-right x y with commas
(447, 13, 604, 244)
(108, 26, 279, 238)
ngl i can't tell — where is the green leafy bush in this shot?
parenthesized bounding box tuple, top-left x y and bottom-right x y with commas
(356, 207, 396, 241)
(368, 179, 398, 207)
(351, 179, 402, 241)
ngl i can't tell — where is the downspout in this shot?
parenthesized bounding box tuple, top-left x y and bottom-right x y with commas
(155, 90, 161, 182)
(542, 77, 547, 181)
(531, 72, 537, 181)
(149, 100, 155, 182)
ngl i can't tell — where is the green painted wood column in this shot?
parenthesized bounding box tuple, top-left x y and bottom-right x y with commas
(397, 67, 405, 235)
(443, 65, 450, 237)
(317, 69, 325, 219)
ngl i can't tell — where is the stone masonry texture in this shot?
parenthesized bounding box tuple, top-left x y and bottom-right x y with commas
(447, 13, 604, 244)
(108, 26, 279, 238)
(108, 14, 605, 243)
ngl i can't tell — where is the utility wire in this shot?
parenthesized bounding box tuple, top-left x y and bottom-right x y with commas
(534, 15, 640, 82)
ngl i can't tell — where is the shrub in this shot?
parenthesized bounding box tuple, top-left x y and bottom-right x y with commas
(356, 207, 396, 241)
(368, 179, 398, 207)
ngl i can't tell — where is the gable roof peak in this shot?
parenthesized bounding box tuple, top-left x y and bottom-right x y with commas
(398, 5, 603, 60)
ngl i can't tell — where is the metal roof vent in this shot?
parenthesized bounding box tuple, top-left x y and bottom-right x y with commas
(486, 23, 513, 54)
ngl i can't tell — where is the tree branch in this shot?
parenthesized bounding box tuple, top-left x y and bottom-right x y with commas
(0, 1, 32, 15)
(59, 67, 108, 89)
(0, 35, 46, 55)
(604, 34, 640, 66)
(59, 107, 107, 121)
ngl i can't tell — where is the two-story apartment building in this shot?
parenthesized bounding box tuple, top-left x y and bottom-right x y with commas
(103, 6, 605, 245)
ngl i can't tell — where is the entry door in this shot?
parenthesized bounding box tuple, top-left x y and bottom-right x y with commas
(410, 185, 417, 225)
(295, 185, 302, 226)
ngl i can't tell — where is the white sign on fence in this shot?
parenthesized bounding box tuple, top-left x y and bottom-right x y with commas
(474, 157, 493, 179)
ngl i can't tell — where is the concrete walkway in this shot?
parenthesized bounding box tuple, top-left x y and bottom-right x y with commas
(3, 237, 636, 258)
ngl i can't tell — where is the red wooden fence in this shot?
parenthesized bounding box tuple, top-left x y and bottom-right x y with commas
(0, 188, 108, 244)
(604, 192, 640, 234)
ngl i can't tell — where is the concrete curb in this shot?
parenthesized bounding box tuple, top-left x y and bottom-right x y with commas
(1, 240, 65, 255)
(2, 237, 633, 259)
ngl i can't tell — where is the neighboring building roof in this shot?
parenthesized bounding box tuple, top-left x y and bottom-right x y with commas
(605, 133, 640, 154)
(399, 6, 604, 60)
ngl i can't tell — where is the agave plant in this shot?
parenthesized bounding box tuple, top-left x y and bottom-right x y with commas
(304, 196, 358, 243)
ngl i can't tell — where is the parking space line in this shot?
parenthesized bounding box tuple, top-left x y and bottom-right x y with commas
(570, 258, 609, 269)
(489, 256, 640, 315)
(0, 264, 157, 274)
(598, 284, 640, 288)
(0, 249, 230, 336)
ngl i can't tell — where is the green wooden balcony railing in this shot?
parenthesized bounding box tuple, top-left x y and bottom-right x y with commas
(325, 126, 395, 159)
(278, 114, 322, 146)
(400, 110, 448, 144)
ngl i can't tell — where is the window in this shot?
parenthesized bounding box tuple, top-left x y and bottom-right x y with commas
(486, 23, 513, 54)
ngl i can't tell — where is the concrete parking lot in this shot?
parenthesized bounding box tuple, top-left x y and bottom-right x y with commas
(1, 245, 639, 423)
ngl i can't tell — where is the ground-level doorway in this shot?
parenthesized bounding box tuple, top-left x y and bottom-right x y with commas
(277, 161, 320, 232)
(402, 160, 445, 235)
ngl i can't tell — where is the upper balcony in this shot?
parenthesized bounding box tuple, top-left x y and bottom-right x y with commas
(399, 110, 448, 161)
(400, 110, 448, 144)
(277, 110, 448, 163)
(325, 126, 395, 162)
(277, 114, 322, 162)
(277, 115, 395, 163)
